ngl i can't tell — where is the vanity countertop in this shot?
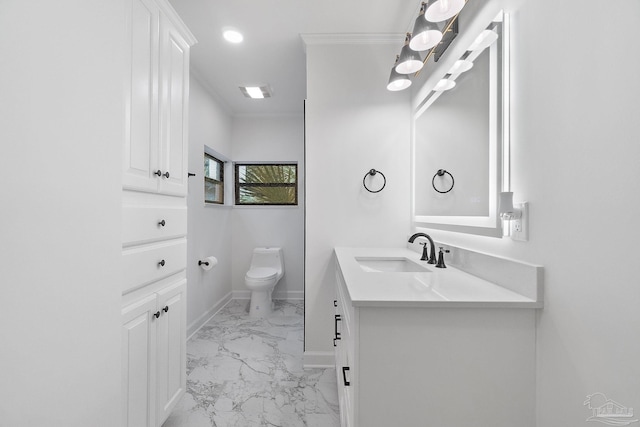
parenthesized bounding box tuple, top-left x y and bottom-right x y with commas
(335, 247, 542, 308)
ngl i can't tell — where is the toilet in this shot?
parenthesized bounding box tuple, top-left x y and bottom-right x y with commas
(245, 247, 284, 317)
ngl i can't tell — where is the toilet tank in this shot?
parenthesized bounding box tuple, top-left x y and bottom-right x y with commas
(250, 247, 284, 278)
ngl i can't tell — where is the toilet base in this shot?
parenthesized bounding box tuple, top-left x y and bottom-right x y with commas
(249, 290, 274, 318)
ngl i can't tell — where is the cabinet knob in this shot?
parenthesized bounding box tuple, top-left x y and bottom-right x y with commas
(158, 220, 166, 227)
(163, 306, 169, 313)
(162, 171, 170, 178)
(342, 366, 350, 386)
(155, 170, 162, 177)
(158, 259, 165, 267)
(153, 311, 161, 319)
(333, 300, 337, 307)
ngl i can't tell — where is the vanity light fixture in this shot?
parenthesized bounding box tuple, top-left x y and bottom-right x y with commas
(387, 1, 467, 91)
(425, 0, 465, 23)
(396, 33, 424, 74)
(448, 59, 473, 74)
(468, 29, 498, 52)
(409, 2, 443, 51)
(433, 79, 456, 91)
(387, 56, 412, 91)
(239, 85, 272, 99)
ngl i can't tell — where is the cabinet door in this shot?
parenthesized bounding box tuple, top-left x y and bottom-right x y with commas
(158, 16, 190, 197)
(155, 279, 187, 425)
(122, 294, 158, 427)
(124, 0, 160, 194)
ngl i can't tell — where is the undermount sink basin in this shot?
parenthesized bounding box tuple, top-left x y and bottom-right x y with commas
(355, 257, 431, 273)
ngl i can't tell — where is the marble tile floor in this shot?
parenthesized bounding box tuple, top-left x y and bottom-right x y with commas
(163, 300, 340, 427)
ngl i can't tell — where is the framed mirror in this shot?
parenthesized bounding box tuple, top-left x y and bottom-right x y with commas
(412, 10, 509, 237)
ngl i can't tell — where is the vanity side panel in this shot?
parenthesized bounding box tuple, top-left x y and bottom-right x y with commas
(357, 307, 536, 427)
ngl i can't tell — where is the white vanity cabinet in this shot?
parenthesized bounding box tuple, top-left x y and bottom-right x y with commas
(121, 278, 186, 427)
(123, 0, 195, 197)
(121, 0, 194, 426)
(334, 260, 537, 427)
(334, 268, 355, 427)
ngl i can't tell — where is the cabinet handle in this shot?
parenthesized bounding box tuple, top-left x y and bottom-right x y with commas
(162, 171, 170, 178)
(163, 306, 169, 313)
(333, 300, 337, 307)
(342, 366, 350, 386)
(153, 311, 161, 319)
(334, 314, 341, 346)
(158, 259, 165, 267)
(155, 170, 162, 177)
(158, 220, 166, 227)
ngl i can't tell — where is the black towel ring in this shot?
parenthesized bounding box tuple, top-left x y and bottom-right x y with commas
(432, 169, 454, 194)
(363, 169, 386, 193)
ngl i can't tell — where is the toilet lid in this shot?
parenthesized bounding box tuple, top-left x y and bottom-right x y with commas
(246, 267, 277, 280)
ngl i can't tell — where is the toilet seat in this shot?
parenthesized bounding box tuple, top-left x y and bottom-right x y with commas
(245, 267, 277, 281)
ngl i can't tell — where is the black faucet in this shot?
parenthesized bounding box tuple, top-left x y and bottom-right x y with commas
(408, 233, 437, 264)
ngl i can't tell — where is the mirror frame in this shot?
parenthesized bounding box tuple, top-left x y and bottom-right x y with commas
(411, 10, 510, 238)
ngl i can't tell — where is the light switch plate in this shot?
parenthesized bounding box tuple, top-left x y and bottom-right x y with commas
(511, 202, 529, 241)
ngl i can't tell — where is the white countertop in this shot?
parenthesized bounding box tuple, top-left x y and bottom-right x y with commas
(335, 247, 542, 308)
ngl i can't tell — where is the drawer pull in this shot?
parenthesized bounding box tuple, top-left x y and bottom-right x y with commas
(334, 314, 341, 346)
(153, 311, 161, 319)
(158, 259, 165, 267)
(158, 220, 166, 227)
(333, 300, 337, 307)
(163, 306, 169, 313)
(342, 366, 350, 386)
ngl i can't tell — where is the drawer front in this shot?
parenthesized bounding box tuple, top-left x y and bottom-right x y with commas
(122, 239, 187, 293)
(122, 205, 187, 247)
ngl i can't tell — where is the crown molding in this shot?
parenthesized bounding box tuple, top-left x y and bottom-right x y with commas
(300, 33, 404, 50)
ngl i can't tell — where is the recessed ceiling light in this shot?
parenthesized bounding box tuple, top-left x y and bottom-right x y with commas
(239, 85, 272, 99)
(222, 28, 243, 43)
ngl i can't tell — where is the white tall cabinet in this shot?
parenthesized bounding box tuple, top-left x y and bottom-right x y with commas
(121, 1, 195, 426)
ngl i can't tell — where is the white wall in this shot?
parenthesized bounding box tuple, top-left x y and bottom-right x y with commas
(304, 41, 411, 362)
(186, 75, 234, 336)
(0, 1, 124, 425)
(411, 0, 640, 425)
(231, 115, 305, 300)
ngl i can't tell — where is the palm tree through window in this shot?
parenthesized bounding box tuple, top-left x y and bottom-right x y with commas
(235, 163, 297, 205)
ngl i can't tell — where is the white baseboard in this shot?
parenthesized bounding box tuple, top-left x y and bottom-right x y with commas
(303, 351, 334, 368)
(232, 289, 304, 301)
(186, 292, 232, 340)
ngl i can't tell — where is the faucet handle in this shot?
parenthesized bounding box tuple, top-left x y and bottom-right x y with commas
(435, 247, 450, 268)
(419, 242, 429, 261)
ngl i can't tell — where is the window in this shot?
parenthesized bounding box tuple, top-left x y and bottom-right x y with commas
(235, 163, 298, 206)
(204, 153, 224, 204)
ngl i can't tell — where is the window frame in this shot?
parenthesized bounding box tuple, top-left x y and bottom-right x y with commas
(204, 153, 224, 205)
(234, 163, 298, 206)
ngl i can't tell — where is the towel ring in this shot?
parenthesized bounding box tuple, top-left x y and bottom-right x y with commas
(432, 169, 454, 194)
(363, 169, 386, 193)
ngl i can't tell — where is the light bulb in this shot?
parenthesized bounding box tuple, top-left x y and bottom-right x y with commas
(425, 0, 465, 22)
(434, 79, 455, 91)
